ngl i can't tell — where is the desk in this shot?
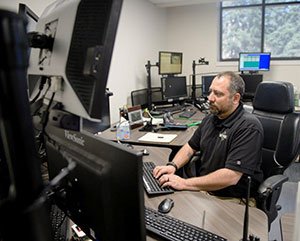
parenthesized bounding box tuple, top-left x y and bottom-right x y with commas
(280, 212, 294, 241)
(133, 146, 269, 241)
(99, 108, 206, 161)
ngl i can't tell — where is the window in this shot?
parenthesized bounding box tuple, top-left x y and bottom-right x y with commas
(220, 0, 300, 60)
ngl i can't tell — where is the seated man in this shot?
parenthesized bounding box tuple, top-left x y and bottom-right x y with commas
(153, 71, 264, 200)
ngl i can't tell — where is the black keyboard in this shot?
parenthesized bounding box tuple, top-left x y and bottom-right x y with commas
(143, 162, 174, 195)
(145, 207, 227, 241)
(156, 105, 186, 114)
(179, 109, 197, 118)
(50, 204, 70, 241)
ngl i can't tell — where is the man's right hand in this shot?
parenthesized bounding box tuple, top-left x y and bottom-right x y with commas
(153, 165, 176, 179)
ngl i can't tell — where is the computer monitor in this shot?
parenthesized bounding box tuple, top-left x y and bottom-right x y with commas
(240, 74, 263, 101)
(201, 75, 216, 97)
(27, 0, 122, 121)
(159, 51, 183, 75)
(18, 3, 41, 97)
(239, 52, 271, 73)
(161, 76, 187, 101)
(18, 3, 39, 32)
(45, 124, 145, 241)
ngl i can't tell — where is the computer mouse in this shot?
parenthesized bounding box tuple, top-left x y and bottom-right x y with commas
(158, 198, 174, 214)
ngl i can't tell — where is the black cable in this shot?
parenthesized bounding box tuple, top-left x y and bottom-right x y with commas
(30, 76, 48, 104)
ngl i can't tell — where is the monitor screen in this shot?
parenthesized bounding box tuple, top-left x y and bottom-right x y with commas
(202, 75, 216, 97)
(240, 74, 263, 101)
(27, 0, 122, 121)
(45, 124, 146, 241)
(239, 52, 271, 72)
(159, 51, 183, 75)
(161, 76, 187, 101)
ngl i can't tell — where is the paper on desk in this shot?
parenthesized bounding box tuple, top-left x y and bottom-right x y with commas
(138, 132, 177, 144)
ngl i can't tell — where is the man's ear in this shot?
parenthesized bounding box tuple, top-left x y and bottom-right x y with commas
(233, 92, 241, 104)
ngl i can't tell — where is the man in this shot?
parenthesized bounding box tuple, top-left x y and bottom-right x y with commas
(153, 71, 264, 199)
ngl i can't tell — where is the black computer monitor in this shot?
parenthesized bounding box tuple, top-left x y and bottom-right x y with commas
(27, 0, 122, 121)
(18, 3, 41, 97)
(240, 74, 263, 101)
(201, 75, 216, 97)
(159, 51, 183, 75)
(45, 124, 145, 241)
(161, 76, 187, 101)
(239, 52, 271, 73)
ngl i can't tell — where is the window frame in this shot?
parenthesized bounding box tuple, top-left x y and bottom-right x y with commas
(220, 0, 300, 61)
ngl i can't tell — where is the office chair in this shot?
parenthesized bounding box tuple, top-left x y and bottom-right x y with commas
(252, 81, 300, 230)
(131, 87, 164, 109)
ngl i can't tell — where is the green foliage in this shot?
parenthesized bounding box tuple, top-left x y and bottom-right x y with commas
(221, 2, 300, 59)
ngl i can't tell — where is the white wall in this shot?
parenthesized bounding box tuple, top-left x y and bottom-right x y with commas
(108, 0, 167, 123)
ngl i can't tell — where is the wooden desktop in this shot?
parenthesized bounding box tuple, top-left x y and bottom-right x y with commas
(99, 107, 206, 160)
(133, 145, 268, 241)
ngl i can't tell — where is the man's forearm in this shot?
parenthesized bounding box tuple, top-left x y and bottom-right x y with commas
(172, 143, 196, 170)
(183, 168, 243, 191)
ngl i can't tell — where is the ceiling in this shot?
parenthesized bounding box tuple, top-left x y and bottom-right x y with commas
(148, 0, 229, 8)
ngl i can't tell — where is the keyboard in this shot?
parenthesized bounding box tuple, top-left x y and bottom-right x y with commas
(145, 207, 227, 241)
(143, 161, 174, 195)
(163, 123, 188, 130)
(155, 105, 186, 114)
(50, 204, 70, 241)
(179, 109, 197, 118)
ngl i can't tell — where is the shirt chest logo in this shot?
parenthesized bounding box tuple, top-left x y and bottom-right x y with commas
(219, 130, 227, 141)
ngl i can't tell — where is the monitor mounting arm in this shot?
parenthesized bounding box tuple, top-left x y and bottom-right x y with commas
(145, 60, 158, 111)
(191, 57, 209, 103)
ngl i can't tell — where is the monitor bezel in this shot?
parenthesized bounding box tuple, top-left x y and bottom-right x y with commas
(18, 3, 39, 22)
(161, 76, 187, 101)
(158, 51, 183, 75)
(238, 52, 271, 72)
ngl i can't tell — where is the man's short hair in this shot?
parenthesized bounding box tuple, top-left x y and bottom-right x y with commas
(217, 71, 245, 98)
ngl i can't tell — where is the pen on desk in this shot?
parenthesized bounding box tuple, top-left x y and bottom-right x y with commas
(202, 210, 206, 229)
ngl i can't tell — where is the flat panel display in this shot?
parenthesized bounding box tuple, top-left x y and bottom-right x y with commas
(239, 52, 271, 72)
(161, 76, 187, 100)
(159, 51, 183, 75)
(202, 75, 216, 97)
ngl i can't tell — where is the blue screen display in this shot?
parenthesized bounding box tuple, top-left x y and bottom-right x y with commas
(239, 53, 271, 72)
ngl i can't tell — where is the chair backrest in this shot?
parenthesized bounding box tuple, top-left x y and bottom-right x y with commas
(131, 87, 164, 109)
(252, 81, 300, 179)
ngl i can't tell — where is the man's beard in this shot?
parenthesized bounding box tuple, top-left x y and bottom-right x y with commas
(209, 103, 221, 116)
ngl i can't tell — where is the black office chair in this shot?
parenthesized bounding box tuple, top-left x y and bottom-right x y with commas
(131, 87, 164, 109)
(252, 81, 300, 230)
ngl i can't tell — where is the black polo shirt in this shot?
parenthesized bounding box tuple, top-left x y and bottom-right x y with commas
(188, 103, 264, 198)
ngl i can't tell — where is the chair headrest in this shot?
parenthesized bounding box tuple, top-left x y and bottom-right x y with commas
(253, 81, 295, 113)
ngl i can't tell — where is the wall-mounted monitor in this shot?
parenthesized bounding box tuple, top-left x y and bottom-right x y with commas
(239, 52, 271, 73)
(159, 51, 183, 75)
(161, 76, 187, 101)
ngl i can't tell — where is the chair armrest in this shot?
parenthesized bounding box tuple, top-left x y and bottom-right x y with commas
(256, 174, 288, 229)
(184, 151, 201, 177)
(258, 174, 288, 194)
